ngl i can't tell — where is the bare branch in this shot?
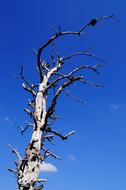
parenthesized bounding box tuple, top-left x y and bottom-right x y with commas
(46, 76, 83, 119)
(52, 43, 60, 58)
(79, 79, 104, 87)
(8, 144, 22, 160)
(24, 108, 34, 118)
(44, 135, 55, 145)
(34, 184, 44, 190)
(48, 64, 102, 90)
(46, 128, 75, 140)
(36, 179, 47, 183)
(37, 15, 113, 72)
(8, 169, 18, 175)
(64, 90, 85, 104)
(28, 99, 35, 109)
(32, 49, 43, 82)
(19, 67, 37, 96)
(79, 14, 114, 34)
(44, 134, 54, 138)
(21, 127, 28, 135)
(17, 125, 27, 135)
(22, 83, 36, 96)
(49, 24, 58, 34)
(62, 51, 105, 63)
(50, 54, 56, 65)
(18, 121, 35, 135)
(37, 31, 79, 69)
(67, 64, 102, 76)
(47, 113, 64, 126)
(42, 147, 61, 160)
(63, 130, 75, 139)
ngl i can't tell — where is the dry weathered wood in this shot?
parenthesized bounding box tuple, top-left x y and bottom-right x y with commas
(9, 15, 114, 190)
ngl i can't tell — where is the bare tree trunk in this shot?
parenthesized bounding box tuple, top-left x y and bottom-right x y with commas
(8, 15, 114, 190)
(17, 80, 48, 189)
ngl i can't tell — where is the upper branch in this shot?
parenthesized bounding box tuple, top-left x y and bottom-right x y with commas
(46, 76, 83, 121)
(37, 15, 113, 81)
(62, 50, 105, 63)
(47, 64, 102, 89)
(79, 14, 114, 33)
(46, 127, 75, 140)
(19, 66, 37, 96)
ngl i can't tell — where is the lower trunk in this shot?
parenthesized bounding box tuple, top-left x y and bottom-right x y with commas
(17, 83, 47, 189)
(17, 130, 43, 190)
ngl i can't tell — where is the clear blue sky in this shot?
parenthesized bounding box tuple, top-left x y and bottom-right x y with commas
(0, 0, 126, 189)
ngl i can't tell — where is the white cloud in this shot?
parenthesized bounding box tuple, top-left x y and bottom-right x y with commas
(4, 117, 10, 121)
(68, 154, 76, 161)
(4, 116, 13, 125)
(110, 104, 120, 111)
(40, 162, 58, 173)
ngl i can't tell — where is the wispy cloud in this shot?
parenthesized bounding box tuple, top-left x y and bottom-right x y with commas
(110, 104, 120, 111)
(4, 116, 13, 125)
(68, 154, 77, 161)
(40, 162, 58, 173)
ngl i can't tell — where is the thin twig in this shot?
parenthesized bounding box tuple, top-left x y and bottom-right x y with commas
(80, 79, 104, 87)
(8, 144, 22, 160)
(64, 90, 85, 104)
(42, 147, 61, 160)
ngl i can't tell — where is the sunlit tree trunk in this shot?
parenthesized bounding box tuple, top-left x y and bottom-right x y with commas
(8, 15, 114, 190)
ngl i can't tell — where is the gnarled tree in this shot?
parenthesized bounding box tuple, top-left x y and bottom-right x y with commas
(9, 15, 114, 190)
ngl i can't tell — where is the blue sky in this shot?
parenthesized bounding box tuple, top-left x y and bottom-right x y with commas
(0, 0, 126, 189)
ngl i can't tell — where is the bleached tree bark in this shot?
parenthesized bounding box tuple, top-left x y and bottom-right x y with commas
(9, 15, 114, 190)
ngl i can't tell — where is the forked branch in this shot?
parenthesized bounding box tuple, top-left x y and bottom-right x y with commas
(37, 15, 114, 81)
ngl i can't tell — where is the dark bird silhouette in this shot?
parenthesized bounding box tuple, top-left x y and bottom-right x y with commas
(89, 19, 97, 26)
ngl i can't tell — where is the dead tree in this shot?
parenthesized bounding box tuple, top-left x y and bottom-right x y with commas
(9, 15, 114, 190)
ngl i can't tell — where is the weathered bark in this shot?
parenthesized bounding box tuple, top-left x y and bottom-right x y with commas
(8, 15, 114, 190)
(17, 80, 47, 190)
